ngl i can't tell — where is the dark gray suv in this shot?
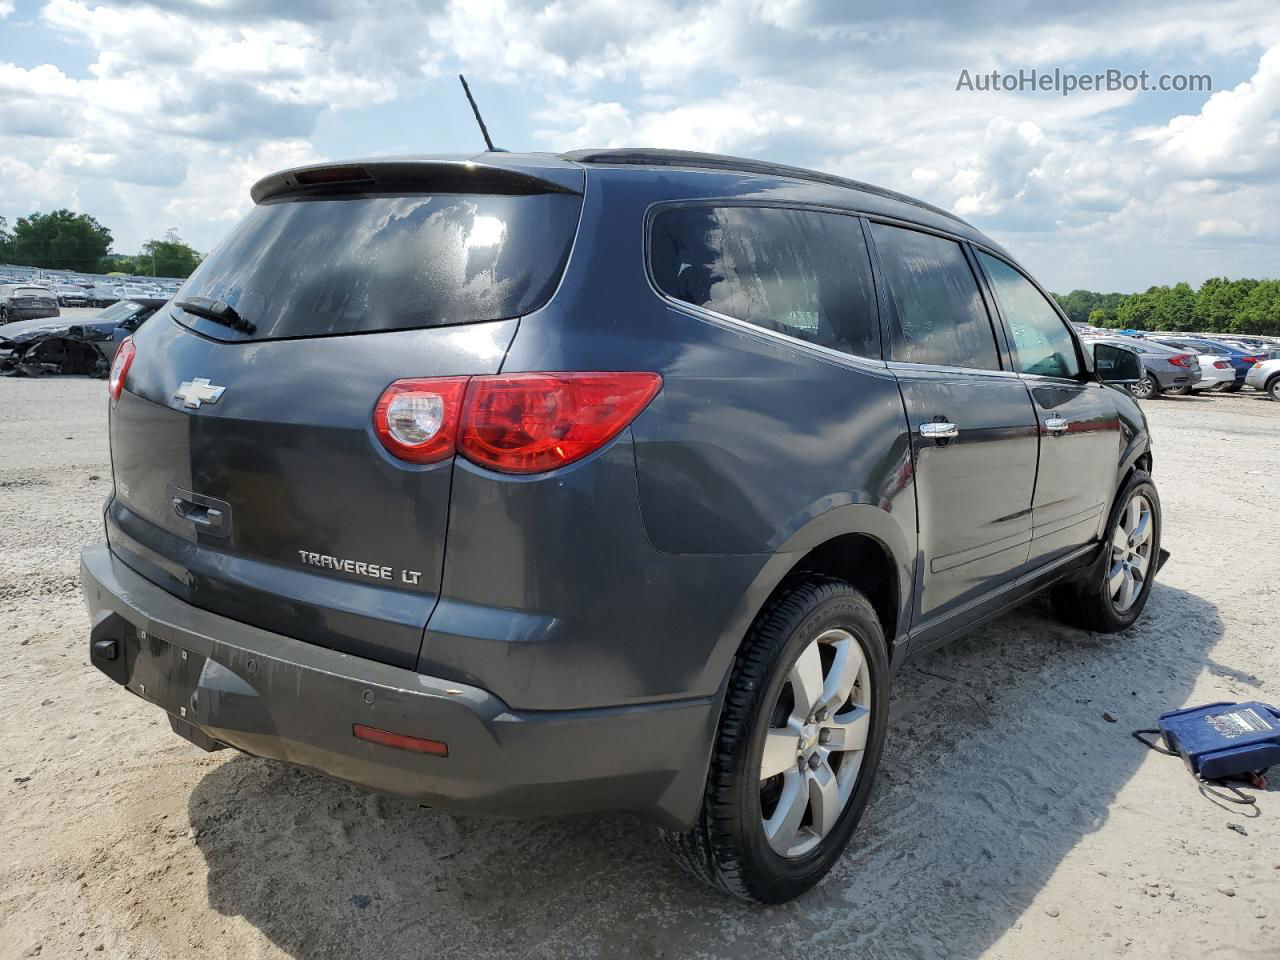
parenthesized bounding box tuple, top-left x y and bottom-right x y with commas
(81, 149, 1162, 903)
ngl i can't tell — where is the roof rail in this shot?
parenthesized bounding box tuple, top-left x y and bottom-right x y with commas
(562, 148, 964, 224)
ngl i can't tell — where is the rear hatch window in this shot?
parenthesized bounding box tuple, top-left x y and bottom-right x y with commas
(172, 192, 583, 341)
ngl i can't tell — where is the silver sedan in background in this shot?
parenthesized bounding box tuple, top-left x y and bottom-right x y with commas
(1245, 357, 1280, 400)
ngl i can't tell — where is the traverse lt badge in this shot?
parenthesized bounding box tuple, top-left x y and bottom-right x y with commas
(174, 378, 226, 409)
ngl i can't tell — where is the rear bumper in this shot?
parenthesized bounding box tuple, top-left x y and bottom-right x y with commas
(1194, 366, 1235, 387)
(6, 307, 59, 321)
(80, 543, 715, 828)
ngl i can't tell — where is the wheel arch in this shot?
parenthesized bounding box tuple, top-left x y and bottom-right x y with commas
(705, 502, 914, 701)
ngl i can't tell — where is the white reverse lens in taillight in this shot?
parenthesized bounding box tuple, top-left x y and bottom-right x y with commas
(109, 337, 136, 404)
(373, 378, 469, 463)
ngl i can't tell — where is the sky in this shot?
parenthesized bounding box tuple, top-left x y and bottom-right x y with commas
(1, 0, 1279, 292)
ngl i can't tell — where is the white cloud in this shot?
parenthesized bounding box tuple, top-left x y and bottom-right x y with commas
(0, 0, 1279, 289)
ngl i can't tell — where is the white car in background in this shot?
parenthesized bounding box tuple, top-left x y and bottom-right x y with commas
(1148, 337, 1237, 392)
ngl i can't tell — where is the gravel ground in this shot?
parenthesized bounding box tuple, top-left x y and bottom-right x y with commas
(1, 372, 1277, 960)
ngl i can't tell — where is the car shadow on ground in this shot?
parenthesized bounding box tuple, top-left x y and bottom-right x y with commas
(187, 583, 1222, 960)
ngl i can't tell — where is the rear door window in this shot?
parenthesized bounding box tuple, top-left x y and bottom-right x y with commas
(977, 252, 1081, 379)
(869, 223, 1000, 370)
(173, 192, 583, 341)
(649, 205, 880, 360)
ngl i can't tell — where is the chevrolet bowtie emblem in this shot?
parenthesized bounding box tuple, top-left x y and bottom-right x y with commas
(174, 378, 226, 409)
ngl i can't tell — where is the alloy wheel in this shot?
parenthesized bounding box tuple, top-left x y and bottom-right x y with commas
(1131, 375, 1156, 399)
(1109, 493, 1153, 612)
(758, 627, 872, 858)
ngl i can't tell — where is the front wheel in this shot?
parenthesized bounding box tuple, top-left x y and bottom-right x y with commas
(662, 577, 889, 903)
(1267, 376, 1280, 402)
(1129, 374, 1160, 400)
(1052, 471, 1161, 632)
(1167, 385, 1191, 396)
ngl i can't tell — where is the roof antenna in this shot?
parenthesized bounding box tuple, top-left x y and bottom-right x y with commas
(458, 74, 500, 152)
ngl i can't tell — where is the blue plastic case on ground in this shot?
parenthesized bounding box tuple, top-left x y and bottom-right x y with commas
(1157, 701, 1280, 782)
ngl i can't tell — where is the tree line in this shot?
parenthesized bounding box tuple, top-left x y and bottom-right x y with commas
(1053, 279, 1280, 336)
(0, 210, 203, 278)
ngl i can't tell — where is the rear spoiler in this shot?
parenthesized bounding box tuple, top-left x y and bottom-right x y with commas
(250, 157, 583, 204)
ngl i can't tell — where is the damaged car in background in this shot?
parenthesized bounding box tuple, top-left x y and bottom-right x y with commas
(0, 297, 167, 377)
(1, 284, 61, 324)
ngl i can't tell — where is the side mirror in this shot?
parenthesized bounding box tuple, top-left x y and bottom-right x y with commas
(1093, 343, 1143, 385)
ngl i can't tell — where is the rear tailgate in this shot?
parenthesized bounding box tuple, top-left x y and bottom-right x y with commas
(106, 158, 583, 669)
(108, 319, 517, 669)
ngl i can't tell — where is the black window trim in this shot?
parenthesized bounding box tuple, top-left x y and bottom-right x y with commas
(643, 198, 892, 374)
(969, 245, 1089, 384)
(862, 215, 1012, 377)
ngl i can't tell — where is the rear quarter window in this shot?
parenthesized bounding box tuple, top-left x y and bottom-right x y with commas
(649, 204, 881, 360)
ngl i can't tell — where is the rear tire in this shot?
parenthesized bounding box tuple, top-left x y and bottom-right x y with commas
(662, 577, 889, 903)
(1129, 374, 1160, 400)
(1052, 470, 1161, 633)
(1167, 385, 1191, 396)
(1224, 382, 1243, 393)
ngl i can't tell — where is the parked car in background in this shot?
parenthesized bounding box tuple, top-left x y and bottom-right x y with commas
(1188, 338, 1264, 392)
(113, 284, 160, 301)
(0, 284, 61, 323)
(56, 284, 91, 307)
(1245, 357, 1280, 400)
(1083, 335, 1199, 398)
(90, 284, 120, 307)
(1218, 335, 1280, 359)
(1148, 337, 1241, 392)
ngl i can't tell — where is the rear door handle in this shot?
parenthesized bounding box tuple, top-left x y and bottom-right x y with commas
(918, 421, 959, 440)
(1043, 417, 1069, 434)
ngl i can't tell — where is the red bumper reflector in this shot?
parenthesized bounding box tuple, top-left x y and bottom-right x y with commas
(352, 723, 449, 757)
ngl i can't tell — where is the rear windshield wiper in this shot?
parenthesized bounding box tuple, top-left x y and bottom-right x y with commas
(175, 296, 256, 335)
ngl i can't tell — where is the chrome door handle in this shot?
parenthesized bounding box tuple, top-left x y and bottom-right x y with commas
(919, 421, 959, 440)
(1043, 417, 1069, 434)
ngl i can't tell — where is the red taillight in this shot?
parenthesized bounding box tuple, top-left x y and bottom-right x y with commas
(1214, 360, 1232, 369)
(460, 372, 662, 474)
(1167, 354, 1193, 367)
(109, 336, 136, 403)
(373, 377, 469, 463)
(1242, 356, 1259, 365)
(352, 723, 448, 756)
(373, 372, 663, 473)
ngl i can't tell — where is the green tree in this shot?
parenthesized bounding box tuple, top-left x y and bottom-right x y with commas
(1232, 280, 1280, 335)
(1054, 289, 1126, 325)
(8, 209, 113, 270)
(1193, 277, 1258, 333)
(1088, 306, 1119, 328)
(0, 215, 13, 261)
(133, 229, 202, 278)
(1151, 281, 1196, 331)
(1115, 289, 1159, 330)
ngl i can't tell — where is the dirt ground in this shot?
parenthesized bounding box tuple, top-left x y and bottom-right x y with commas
(1, 372, 1277, 960)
